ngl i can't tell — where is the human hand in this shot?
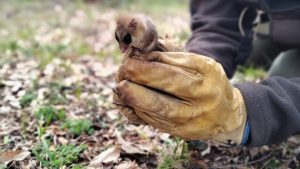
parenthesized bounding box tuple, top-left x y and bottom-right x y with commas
(114, 51, 248, 144)
(113, 38, 182, 125)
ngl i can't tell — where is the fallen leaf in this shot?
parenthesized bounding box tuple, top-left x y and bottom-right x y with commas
(249, 148, 260, 158)
(294, 146, 300, 154)
(0, 150, 30, 165)
(116, 131, 146, 154)
(121, 144, 146, 155)
(201, 144, 211, 156)
(88, 145, 121, 167)
(288, 136, 299, 144)
(49, 145, 56, 151)
(58, 137, 68, 145)
(115, 160, 140, 169)
(106, 109, 119, 120)
(0, 106, 11, 114)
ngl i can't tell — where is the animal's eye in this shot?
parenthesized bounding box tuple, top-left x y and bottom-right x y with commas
(123, 34, 131, 44)
(115, 32, 119, 42)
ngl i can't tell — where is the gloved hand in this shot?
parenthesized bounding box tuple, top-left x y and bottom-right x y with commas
(114, 46, 248, 144)
(113, 38, 183, 125)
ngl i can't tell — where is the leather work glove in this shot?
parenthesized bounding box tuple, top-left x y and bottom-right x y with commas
(113, 38, 183, 125)
(113, 46, 248, 145)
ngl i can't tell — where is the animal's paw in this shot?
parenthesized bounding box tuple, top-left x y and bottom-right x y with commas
(127, 47, 141, 58)
(133, 48, 141, 57)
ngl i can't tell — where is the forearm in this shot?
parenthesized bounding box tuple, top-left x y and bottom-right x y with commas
(235, 77, 300, 147)
(186, 0, 251, 78)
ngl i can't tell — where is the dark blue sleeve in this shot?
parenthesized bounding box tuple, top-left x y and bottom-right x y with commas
(235, 77, 300, 147)
(185, 0, 254, 78)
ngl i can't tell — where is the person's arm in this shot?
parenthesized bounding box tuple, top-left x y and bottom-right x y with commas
(186, 0, 253, 78)
(114, 40, 300, 147)
(236, 77, 300, 146)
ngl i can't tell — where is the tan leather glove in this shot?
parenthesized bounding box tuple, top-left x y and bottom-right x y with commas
(114, 50, 248, 145)
(113, 38, 183, 125)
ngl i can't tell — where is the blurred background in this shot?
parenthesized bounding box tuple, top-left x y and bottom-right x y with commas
(0, 0, 190, 65)
(2, 1, 297, 169)
(0, 1, 191, 168)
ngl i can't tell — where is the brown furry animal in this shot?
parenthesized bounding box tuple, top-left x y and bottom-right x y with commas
(115, 14, 164, 57)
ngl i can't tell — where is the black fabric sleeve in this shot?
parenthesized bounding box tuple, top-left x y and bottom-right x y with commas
(235, 77, 300, 147)
(186, 0, 249, 78)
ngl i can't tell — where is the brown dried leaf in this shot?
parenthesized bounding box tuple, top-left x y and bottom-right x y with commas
(288, 136, 299, 144)
(249, 148, 260, 158)
(0, 150, 30, 165)
(116, 131, 146, 154)
(49, 145, 56, 151)
(88, 145, 121, 167)
(114, 160, 140, 169)
(58, 137, 68, 145)
(201, 145, 211, 156)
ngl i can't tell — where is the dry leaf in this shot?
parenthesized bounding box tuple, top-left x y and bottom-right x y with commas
(88, 145, 121, 167)
(249, 148, 260, 158)
(121, 144, 145, 155)
(0, 150, 30, 165)
(201, 146, 211, 156)
(106, 109, 119, 120)
(0, 106, 11, 114)
(49, 145, 56, 151)
(116, 131, 146, 154)
(58, 137, 68, 145)
(114, 160, 140, 169)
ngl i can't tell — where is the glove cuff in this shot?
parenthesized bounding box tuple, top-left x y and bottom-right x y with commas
(211, 88, 248, 145)
(241, 119, 250, 145)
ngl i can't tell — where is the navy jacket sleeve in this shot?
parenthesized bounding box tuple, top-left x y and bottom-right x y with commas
(186, 0, 300, 147)
(186, 0, 246, 78)
(235, 77, 300, 147)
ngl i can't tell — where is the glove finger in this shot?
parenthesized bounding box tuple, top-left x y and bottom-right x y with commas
(116, 80, 194, 123)
(139, 51, 221, 75)
(119, 106, 147, 125)
(115, 87, 176, 131)
(135, 109, 176, 133)
(113, 90, 126, 106)
(113, 91, 146, 125)
(119, 58, 203, 100)
(115, 66, 126, 83)
(137, 111, 193, 140)
(158, 38, 182, 52)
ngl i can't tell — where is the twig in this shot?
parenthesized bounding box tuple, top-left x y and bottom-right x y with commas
(210, 152, 273, 169)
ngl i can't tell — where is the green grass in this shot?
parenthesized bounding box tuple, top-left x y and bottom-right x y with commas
(238, 66, 266, 79)
(34, 106, 66, 126)
(158, 152, 189, 169)
(20, 91, 37, 108)
(2, 136, 9, 145)
(0, 0, 97, 66)
(0, 0, 189, 66)
(62, 119, 94, 136)
(158, 138, 189, 169)
(71, 164, 86, 169)
(262, 158, 281, 169)
(32, 139, 86, 169)
(99, 0, 188, 15)
(46, 82, 67, 105)
(0, 1, 190, 167)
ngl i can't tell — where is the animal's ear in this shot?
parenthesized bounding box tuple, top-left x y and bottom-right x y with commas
(115, 15, 122, 26)
(115, 14, 129, 28)
(115, 13, 126, 23)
